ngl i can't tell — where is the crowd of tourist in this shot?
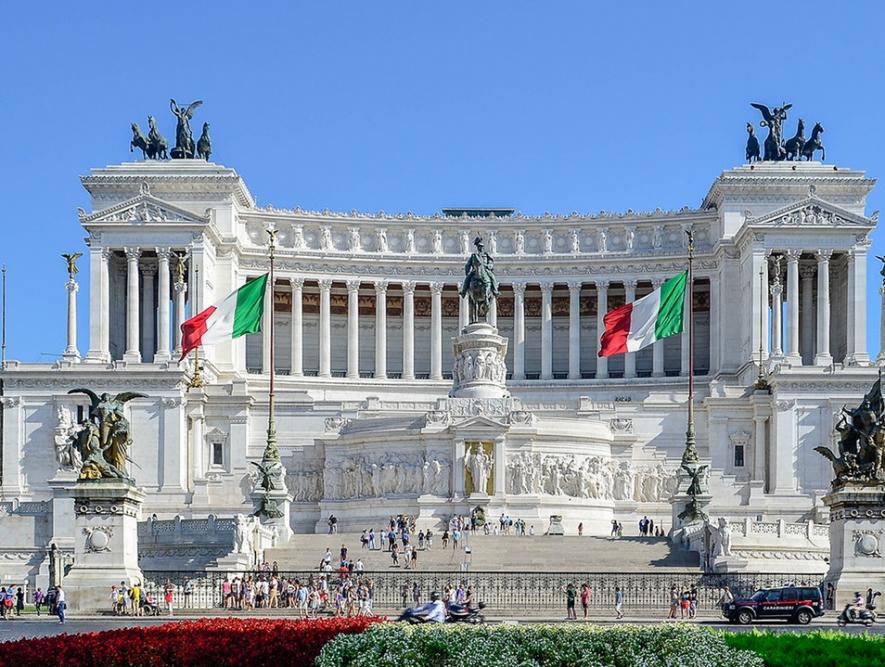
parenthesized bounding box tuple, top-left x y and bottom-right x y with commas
(220, 573, 376, 617)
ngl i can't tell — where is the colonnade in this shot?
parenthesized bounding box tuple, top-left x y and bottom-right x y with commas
(259, 277, 713, 380)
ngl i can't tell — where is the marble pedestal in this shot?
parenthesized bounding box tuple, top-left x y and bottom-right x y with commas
(62, 480, 145, 611)
(823, 484, 885, 607)
(669, 492, 712, 543)
(449, 322, 510, 399)
(547, 515, 565, 536)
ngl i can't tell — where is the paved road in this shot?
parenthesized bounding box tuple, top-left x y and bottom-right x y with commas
(1, 614, 883, 642)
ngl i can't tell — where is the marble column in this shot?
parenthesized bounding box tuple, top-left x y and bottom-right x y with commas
(567, 281, 582, 380)
(319, 279, 332, 378)
(100, 248, 111, 361)
(709, 275, 720, 375)
(402, 281, 415, 380)
(173, 278, 187, 360)
(540, 282, 553, 380)
(154, 248, 171, 362)
(63, 278, 80, 362)
(261, 276, 272, 373)
(123, 247, 141, 363)
(85, 245, 108, 362)
(879, 283, 885, 366)
(814, 250, 832, 366)
(596, 281, 609, 379)
(290, 278, 304, 377)
(459, 294, 468, 332)
(346, 280, 360, 378)
(651, 279, 664, 377)
(769, 259, 784, 358)
(785, 250, 801, 365)
(512, 282, 526, 380)
(430, 282, 443, 380)
(624, 280, 637, 378)
(799, 264, 816, 365)
(140, 262, 156, 363)
(753, 415, 767, 484)
(374, 280, 388, 379)
(846, 246, 870, 365)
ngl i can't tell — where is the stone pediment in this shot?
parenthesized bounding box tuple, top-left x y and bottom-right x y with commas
(79, 187, 209, 226)
(449, 415, 509, 431)
(746, 196, 876, 228)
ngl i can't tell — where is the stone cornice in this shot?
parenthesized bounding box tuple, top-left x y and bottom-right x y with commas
(79, 191, 210, 225)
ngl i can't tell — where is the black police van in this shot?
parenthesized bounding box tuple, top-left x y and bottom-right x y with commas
(723, 585, 824, 625)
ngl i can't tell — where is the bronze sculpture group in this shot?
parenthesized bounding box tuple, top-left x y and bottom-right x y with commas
(817, 375, 885, 486)
(746, 102, 824, 162)
(130, 99, 211, 161)
(460, 237, 500, 324)
(65, 388, 146, 483)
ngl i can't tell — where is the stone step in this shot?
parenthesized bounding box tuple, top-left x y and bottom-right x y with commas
(264, 534, 699, 572)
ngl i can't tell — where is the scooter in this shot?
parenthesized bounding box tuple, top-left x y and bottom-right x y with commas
(447, 602, 487, 624)
(398, 606, 432, 624)
(837, 604, 875, 627)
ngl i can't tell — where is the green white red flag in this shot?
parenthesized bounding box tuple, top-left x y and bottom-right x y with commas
(598, 271, 686, 357)
(179, 274, 268, 360)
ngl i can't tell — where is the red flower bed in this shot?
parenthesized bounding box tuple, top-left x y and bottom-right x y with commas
(0, 616, 381, 666)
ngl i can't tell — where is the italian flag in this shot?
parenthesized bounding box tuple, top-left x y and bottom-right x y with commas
(598, 271, 686, 357)
(179, 274, 269, 360)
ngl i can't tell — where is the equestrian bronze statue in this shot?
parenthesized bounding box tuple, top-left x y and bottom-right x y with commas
(460, 237, 500, 324)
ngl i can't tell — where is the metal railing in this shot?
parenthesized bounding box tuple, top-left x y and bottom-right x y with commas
(140, 570, 822, 613)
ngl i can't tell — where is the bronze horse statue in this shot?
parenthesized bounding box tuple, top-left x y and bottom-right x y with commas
(147, 115, 168, 160)
(130, 123, 150, 159)
(784, 119, 806, 161)
(745, 123, 760, 162)
(801, 123, 825, 161)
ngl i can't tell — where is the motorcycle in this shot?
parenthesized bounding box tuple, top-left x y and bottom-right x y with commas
(837, 604, 876, 627)
(398, 606, 434, 624)
(447, 602, 486, 624)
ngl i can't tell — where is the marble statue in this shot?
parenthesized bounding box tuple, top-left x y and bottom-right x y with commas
(54, 405, 82, 471)
(234, 514, 250, 554)
(716, 517, 733, 557)
(465, 444, 492, 495)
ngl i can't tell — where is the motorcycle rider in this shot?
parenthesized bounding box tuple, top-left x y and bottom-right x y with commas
(415, 591, 446, 623)
(849, 591, 866, 622)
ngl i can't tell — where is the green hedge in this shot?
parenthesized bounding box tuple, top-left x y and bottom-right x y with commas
(317, 624, 764, 667)
(724, 630, 885, 667)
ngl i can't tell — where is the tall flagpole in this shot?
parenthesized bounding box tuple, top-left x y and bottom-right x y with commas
(188, 265, 204, 389)
(1, 264, 6, 370)
(263, 228, 280, 464)
(681, 230, 699, 466)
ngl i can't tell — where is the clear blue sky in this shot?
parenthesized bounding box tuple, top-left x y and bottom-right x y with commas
(2, 1, 885, 362)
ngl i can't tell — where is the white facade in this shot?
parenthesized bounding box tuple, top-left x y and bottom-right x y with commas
(0, 158, 880, 583)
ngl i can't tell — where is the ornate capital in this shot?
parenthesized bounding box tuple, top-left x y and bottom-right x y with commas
(124, 247, 141, 261)
(290, 277, 304, 290)
(346, 279, 361, 292)
(401, 280, 416, 295)
(596, 279, 610, 291)
(567, 280, 583, 292)
(651, 278, 663, 288)
(173, 281, 188, 294)
(1, 397, 20, 409)
(511, 282, 526, 297)
(784, 249, 802, 262)
(100, 247, 113, 261)
(816, 249, 833, 263)
(539, 281, 553, 295)
(318, 278, 333, 291)
(374, 279, 389, 294)
(769, 283, 783, 297)
(799, 264, 817, 280)
(155, 247, 172, 262)
(429, 281, 444, 296)
(66, 280, 80, 293)
(623, 278, 638, 290)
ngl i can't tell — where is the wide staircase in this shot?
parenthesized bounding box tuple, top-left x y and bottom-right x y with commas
(264, 533, 699, 572)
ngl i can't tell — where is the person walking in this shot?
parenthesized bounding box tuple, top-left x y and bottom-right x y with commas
(391, 543, 400, 567)
(614, 587, 624, 619)
(410, 545, 419, 570)
(34, 587, 44, 616)
(426, 528, 433, 550)
(717, 586, 734, 614)
(15, 587, 24, 617)
(577, 522, 583, 537)
(164, 580, 174, 616)
(688, 585, 698, 619)
(55, 585, 66, 624)
(442, 529, 450, 549)
(667, 586, 679, 619)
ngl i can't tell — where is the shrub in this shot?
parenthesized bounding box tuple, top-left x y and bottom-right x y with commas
(0, 616, 380, 667)
(317, 623, 764, 667)
(723, 629, 885, 667)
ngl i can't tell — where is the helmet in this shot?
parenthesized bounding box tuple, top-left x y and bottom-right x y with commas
(430, 591, 441, 601)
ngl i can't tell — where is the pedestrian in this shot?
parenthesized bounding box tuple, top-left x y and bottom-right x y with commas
(15, 587, 24, 616)
(577, 522, 583, 537)
(340, 544, 348, 562)
(610, 519, 618, 538)
(418, 530, 425, 550)
(648, 518, 655, 535)
(529, 524, 535, 536)
(826, 583, 835, 610)
(411, 545, 418, 570)
(55, 585, 66, 624)
(183, 576, 193, 609)
(360, 530, 368, 549)
(391, 543, 399, 567)
(563, 582, 577, 620)
(0, 588, 9, 619)
(580, 583, 591, 619)
(717, 586, 734, 613)
(328, 514, 338, 534)
(442, 529, 450, 549)
(368, 528, 377, 550)
(412, 582, 421, 605)
(452, 527, 461, 549)
(34, 587, 44, 616)
(614, 586, 624, 619)
(164, 580, 174, 616)
(689, 585, 698, 619)
(680, 588, 690, 619)
(426, 528, 433, 549)
(667, 586, 679, 619)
